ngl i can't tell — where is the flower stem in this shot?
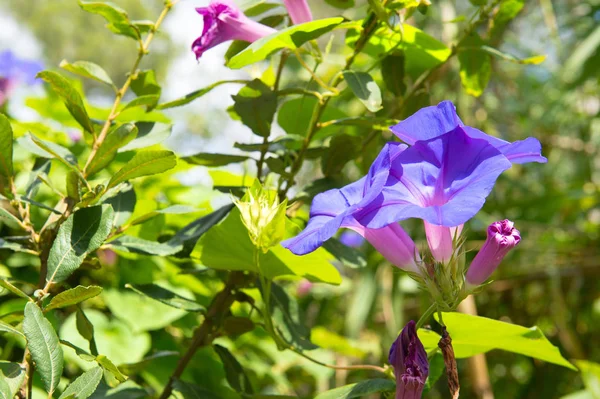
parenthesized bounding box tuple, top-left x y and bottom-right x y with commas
(416, 303, 437, 329)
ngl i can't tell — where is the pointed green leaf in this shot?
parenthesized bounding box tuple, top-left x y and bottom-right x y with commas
(23, 302, 64, 395)
(19, 134, 81, 177)
(314, 379, 395, 399)
(213, 345, 254, 394)
(231, 79, 277, 137)
(117, 122, 171, 152)
(270, 282, 316, 350)
(86, 123, 138, 177)
(46, 205, 115, 285)
(108, 235, 182, 256)
(108, 150, 177, 189)
(0, 207, 21, 229)
(60, 60, 115, 88)
(45, 286, 103, 311)
(575, 360, 600, 397)
(130, 70, 161, 107)
(172, 379, 221, 399)
(96, 355, 127, 383)
(58, 367, 103, 399)
(228, 18, 344, 68)
(36, 71, 94, 133)
(0, 277, 29, 299)
(118, 351, 178, 376)
(78, 1, 139, 40)
(121, 95, 160, 112)
(0, 114, 13, 195)
(125, 284, 204, 312)
(75, 309, 99, 356)
(0, 362, 26, 399)
(181, 153, 251, 167)
(0, 320, 25, 338)
(342, 71, 382, 112)
(418, 312, 576, 370)
(156, 80, 249, 110)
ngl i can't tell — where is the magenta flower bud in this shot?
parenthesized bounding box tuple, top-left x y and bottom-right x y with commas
(192, 0, 277, 60)
(389, 320, 429, 399)
(466, 219, 521, 287)
(424, 221, 463, 263)
(282, 0, 313, 24)
(351, 223, 421, 275)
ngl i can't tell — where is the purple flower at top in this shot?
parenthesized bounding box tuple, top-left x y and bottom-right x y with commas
(282, 0, 313, 24)
(192, 0, 277, 59)
(389, 320, 429, 399)
(0, 50, 43, 106)
(466, 219, 520, 287)
(282, 142, 422, 275)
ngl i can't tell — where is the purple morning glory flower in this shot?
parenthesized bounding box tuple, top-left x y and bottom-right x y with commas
(466, 219, 520, 287)
(0, 50, 43, 106)
(390, 100, 548, 165)
(389, 320, 429, 399)
(282, 142, 421, 274)
(282, 0, 313, 24)
(192, 0, 277, 59)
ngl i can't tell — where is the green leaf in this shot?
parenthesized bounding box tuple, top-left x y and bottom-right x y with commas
(213, 345, 254, 394)
(322, 238, 366, 269)
(314, 379, 395, 399)
(96, 355, 127, 383)
(342, 71, 382, 112)
(125, 284, 203, 312)
(156, 80, 249, 110)
(108, 150, 176, 189)
(0, 277, 29, 299)
(194, 208, 341, 284)
(121, 95, 160, 112)
(58, 367, 104, 399)
(228, 18, 344, 68)
(490, 0, 525, 38)
(575, 360, 600, 397)
(418, 312, 576, 370)
(325, 0, 355, 8)
(103, 184, 136, 227)
(86, 123, 138, 177)
(320, 134, 360, 176)
(130, 70, 161, 107)
(60, 60, 115, 88)
(76, 308, 98, 356)
(108, 235, 182, 256)
(36, 71, 95, 133)
(0, 320, 25, 338)
(465, 45, 546, 65)
(0, 362, 26, 399)
(23, 302, 64, 395)
(78, 1, 139, 40)
(223, 317, 255, 337)
(232, 79, 277, 137)
(182, 153, 251, 167)
(46, 205, 115, 285)
(381, 52, 406, 95)
(0, 115, 13, 195)
(423, 352, 444, 394)
(117, 122, 171, 152)
(0, 238, 27, 252)
(0, 207, 22, 229)
(277, 97, 346, 139)
(172, 379, 222, 399)
(128, 204, 198, 226)
(458, 32, 492, 97)
(19, 134, 81, 176)
(168, 204, 234, 257)
(45, 286, 103, 311)
(270, 282, 317, 350)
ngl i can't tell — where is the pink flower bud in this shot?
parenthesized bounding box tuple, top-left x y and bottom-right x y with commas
(282, 0, 313, 25)
(389, 320, 429, 399)
(192, 1, 277, 60)
(466, 219, 520, 286)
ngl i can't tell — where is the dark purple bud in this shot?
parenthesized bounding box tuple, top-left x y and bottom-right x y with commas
(389, 320, 429, 399)
(466, 219, 521, 287)
(192, 1, 276, 60)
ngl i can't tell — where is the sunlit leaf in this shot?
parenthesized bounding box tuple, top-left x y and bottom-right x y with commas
(46, 286, 103, 311)
(58, 367, 104, 399)
(314, 379, 395, 399)
(86, 123, 138, 177)
(108, 150, 177, 189)
(0, 115, 13, 195)
(60, 60, 115, 88)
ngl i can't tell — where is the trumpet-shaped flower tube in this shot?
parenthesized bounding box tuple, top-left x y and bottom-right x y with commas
(281, 143, 421, 274)
(282, 0, 313, 24)
(389, 320, 429, 399)
(466, 219, 521, 287)
(192, 0, 276, 59)
(0, 50, 42, 106)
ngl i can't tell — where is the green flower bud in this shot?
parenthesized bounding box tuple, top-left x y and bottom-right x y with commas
(234, 180, 288, 253)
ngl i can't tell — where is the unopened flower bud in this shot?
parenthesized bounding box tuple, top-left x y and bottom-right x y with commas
(389, 320, 429, 399)
(234, 180, 287, 253)
(466, 219, 520, 287)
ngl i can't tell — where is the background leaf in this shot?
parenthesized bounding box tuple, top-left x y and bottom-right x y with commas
(342, 71, 382, 112)
(58, 366, 104, 399)
(0, 115, 13, 195)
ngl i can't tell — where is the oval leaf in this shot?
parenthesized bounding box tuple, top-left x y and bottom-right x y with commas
(342, 71, 382, 112)
(0, 114, 13, 195)
(85, 123, 138, 177)
(46, 205, 115, 285)
(314, 379, 395, 399)
(60, 60, 114, 88)
(181, 153, 251, 167)
(125, 284, 204, 312)
(0, 362, 26, 399)
(23, 302, 64, 395)
(45, 286, 103, 311)
(58, 366, 103, 399)
(108, 150, 177, 189)
(36, 71, 95, 133)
